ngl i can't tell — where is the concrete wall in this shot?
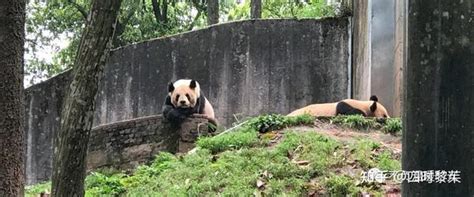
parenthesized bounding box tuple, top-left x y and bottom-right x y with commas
(24, 18, 351, 184)
(95, 18, 351, 127)
(352, 0, 371, 100)
(24, 72, 71, 185)
(370, 0, 396, 115)
(352, 0, 402, 117)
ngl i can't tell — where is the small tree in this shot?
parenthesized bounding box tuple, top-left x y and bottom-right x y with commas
(251, 0, 262, 19)
(207, 0, 219, 25)
(51, 0, 122, 196)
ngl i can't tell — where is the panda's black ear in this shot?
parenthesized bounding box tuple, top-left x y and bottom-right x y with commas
(370, 95, 378, 102)
(189, 80, 197, 89)
(370, 101, 377, 112)
(168, 82, 174, 92)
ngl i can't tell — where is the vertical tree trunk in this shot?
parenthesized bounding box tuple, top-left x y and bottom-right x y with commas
(403, 0, 474, 196)
(207, 0, 218, 25)
(51, 0, 122, 196)
(151, 0, 168, 24)
(250, 0, 262, 19)
(0, 0, 26, 196)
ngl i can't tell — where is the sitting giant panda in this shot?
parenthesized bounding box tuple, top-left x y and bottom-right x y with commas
(287, 95, 390, 118)
(162, 79, 218, 127)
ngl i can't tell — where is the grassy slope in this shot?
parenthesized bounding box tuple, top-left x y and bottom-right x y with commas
(26, 114, 402, 196)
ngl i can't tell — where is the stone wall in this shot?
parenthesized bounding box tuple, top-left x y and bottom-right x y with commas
(24, 18, 351, 184)
(87, 115, 179, 171)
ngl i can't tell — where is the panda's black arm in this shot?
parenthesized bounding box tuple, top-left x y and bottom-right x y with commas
(162, 96, 183, 122)
(162, 96, 193, 123)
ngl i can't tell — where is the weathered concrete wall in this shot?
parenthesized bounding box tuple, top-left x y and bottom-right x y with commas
(24, 18, 351, 184)
(95, 18, 351, 126)
(370, 0, 396, 115)
(24, 72, 71, 185)
(352, 0, 402, 117)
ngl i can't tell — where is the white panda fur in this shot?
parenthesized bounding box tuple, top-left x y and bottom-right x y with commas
(162, 79, 217, 127)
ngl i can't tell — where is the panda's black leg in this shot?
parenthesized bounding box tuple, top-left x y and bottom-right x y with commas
(336, 102, 366, 116)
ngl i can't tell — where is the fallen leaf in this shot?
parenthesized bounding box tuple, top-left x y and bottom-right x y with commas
(257, 179, 265, 188)
(293, 160, 310, 165)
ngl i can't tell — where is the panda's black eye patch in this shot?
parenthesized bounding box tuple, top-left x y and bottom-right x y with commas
(185, 94, 191, 100)
(383, 115, 387, 118)
(175, 94, 180, 102)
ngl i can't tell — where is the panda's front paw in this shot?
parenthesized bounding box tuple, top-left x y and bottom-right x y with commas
(176, 107, 194, 116)
(191, 113, 208, 119)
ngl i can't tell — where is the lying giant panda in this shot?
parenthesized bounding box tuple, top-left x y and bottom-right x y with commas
(287, 95, 390, 118)
(162, 79, 218, 127)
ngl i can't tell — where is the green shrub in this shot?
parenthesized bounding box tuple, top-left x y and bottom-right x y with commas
(285, 113, 314, 126)
(25, 181, 51, 197)
(246, 114, 288, 132)
(245, 114, 314, 132)
(382, 118, 403, 135)
(332, 115, 378, 130)
(85, 172, 126, 196)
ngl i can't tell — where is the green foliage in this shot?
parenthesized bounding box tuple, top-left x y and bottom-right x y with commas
(276, 132, 342, 175)
(25, 181, 51, 197)
(352, 139, 381, 169)
(324, 175, 359, 196)
(350, 139, 400, 172)
(196, 131, 259, 153)
(286, 113, 315, 125)
(263, 0, 335, 19)
(332, 115, 379, 130)
(226, 0, 335, 20)
(26, 115, 402, 196)
(123, 146, 309, 196)
(25, 0, 207, 82)
(376, 151, 401, 171)
(382, 118, 403, 135)
(245, 113, 314, 132)
(246, 114, 287, 131)
(128, 132, 343, 196)
(85, 172, 126, 196)
(226, 0, 250, 21)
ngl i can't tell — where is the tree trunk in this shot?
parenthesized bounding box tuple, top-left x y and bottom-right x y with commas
(207, 0, 218, 25)
(250, 0, 261, 19)
(403, 0, 474, 196)
(51, 0, 122, 196)
(0, 0, 26, 196)
(151, 0, 168, 24)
